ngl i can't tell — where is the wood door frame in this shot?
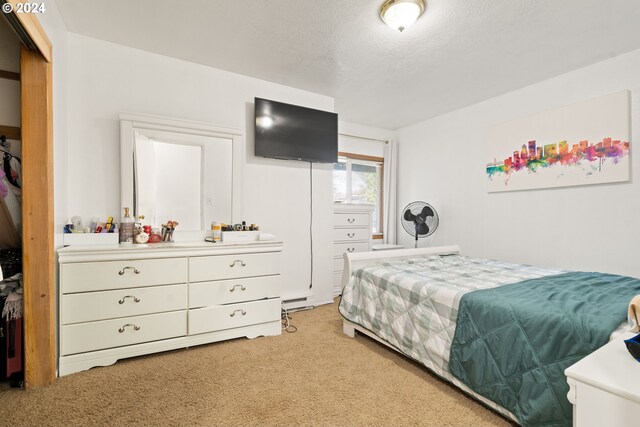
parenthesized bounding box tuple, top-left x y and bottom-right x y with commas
(3, 1, 55, 387)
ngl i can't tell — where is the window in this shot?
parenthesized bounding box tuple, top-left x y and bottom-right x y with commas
(333, 153, 384, 238)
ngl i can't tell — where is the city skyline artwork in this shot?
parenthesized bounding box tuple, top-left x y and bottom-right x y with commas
(486, 91, 630, 192)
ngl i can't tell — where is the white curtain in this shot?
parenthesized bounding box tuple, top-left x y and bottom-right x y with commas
(383, 140, 398, 244)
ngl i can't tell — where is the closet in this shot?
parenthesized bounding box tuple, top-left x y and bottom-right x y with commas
(0, 4, 55, 388)
(0, 13, 24, 388)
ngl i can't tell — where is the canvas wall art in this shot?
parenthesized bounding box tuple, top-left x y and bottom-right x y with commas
(486, 91, 630, 192)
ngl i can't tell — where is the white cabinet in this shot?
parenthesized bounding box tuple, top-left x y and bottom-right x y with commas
(332, 204, 373, 296)
(565, 332, 640, 427)
(58, 241, 283, 376)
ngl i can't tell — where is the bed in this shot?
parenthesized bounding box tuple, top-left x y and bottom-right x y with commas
(338, 245, 640, 427)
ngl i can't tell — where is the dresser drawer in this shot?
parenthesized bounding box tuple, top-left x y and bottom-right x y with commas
(189, 252, 280, 282)
(333, 242, 370, 257)
(333, 257, 344, 272)
(333, 228, 370, 242)
(188, 298, 281, 335)
(190, 275, 280, 308)
(61, 258, 188, 293)
(60, 310, 186, 356)
(333, 213, 371, 227)
(61, 284, 187, 325)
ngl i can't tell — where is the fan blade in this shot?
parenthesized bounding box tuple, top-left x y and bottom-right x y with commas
(403, 209, 416, 222)
(420, 206, 434, 218)
(417, 223, 430, 235)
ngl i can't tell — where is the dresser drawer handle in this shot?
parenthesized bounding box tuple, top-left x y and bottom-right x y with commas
(118, 323, 141, 333)
(229, 284, 246, 292)
(229, 309, 247, 317)
(118, 266, 140, 276)
(347, 233, 355, 238)
(229, 260, 246, 267)
(118, 295, 141, 304)
(347, 218, 356, 223)
(346, 248, 355, 253)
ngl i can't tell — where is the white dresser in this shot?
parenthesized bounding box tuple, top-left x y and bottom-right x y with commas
(565, 332, 640, 427)
(332, 203, 373, 296)
(58, 241, 283, 376)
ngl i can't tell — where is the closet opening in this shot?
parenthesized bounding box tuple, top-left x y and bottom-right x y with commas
(1, 7, 55, 389)
(0, 12, 24, 389)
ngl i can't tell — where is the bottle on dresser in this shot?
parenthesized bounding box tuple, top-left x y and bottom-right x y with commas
(119, 207, 135, 244)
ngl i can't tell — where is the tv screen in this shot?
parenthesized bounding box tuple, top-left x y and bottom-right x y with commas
(254, 97, 338, 163)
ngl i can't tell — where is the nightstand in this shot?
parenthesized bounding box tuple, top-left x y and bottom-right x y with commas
(565, 332, 640, 427)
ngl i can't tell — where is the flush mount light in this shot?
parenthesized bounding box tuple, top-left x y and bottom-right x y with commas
(380, 0, 425, 32)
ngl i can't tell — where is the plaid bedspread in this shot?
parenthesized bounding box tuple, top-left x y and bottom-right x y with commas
(338, 255, 563, 379)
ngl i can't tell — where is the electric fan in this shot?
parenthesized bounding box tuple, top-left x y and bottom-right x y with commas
(401, 201, 439, 248)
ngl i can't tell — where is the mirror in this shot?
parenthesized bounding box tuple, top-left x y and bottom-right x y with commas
(120, 113, 243, 241)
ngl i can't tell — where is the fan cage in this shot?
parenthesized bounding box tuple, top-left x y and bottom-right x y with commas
(401, 201, 439, 239)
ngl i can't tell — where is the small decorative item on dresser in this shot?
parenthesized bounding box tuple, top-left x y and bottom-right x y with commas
(211, 222, 222, 242)
(161, 220, 179, 242)
(135, 231, 149, 244)
(148, 228, 162, 243)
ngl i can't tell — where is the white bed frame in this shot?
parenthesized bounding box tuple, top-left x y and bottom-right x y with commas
(340, 245, 461, 339)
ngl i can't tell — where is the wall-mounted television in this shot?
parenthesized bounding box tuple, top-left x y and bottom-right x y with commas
(254, 97, 338, 163)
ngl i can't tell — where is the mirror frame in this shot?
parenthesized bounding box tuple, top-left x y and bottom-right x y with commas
(120, 112, 244, 240)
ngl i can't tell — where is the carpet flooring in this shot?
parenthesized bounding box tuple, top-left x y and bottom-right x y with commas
(0, 299, 512, 426)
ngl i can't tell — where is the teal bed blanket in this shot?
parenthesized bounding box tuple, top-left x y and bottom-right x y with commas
(449, 271, 640, 427)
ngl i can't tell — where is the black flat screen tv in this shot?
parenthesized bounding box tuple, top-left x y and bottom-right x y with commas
(254, 97, 338, 163)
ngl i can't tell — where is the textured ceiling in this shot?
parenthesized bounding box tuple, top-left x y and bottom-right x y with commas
(55, 0, 640, 130)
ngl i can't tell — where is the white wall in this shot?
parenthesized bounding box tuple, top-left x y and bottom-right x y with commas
(64, 33, 334, 305)
(39, 0, 70, 251)
(397, 48, 640, 278)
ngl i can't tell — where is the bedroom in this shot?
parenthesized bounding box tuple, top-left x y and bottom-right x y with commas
(1, 0, 640, 426)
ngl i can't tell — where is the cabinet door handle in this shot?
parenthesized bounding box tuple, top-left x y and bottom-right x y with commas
(347, 218, 356, 223)
(229, 284, 246, 292)
(229, 260, 246, 267)
(347, 233, 355, 238)
(118, 295, 141, 304)
(229, 309, 247, 317)
(346, 248, 355, 252)
(118, 323, 141, 333)
(118, 266, 140, 275)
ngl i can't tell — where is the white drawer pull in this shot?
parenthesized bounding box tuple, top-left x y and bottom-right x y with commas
(347, 233, 355, 238)
(118, 323, 140, 333)
(347, 218, 356, 223)
(118, 266, 140, 276)
(229, 284, 246, 292)
(229, 260, 246, 267)
(229, 309, 247, 317)
(118, 295, 141, 304)
(346, 248, 355, 252)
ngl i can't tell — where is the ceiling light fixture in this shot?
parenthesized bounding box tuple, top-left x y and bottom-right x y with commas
(380, 0, 425, 32)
